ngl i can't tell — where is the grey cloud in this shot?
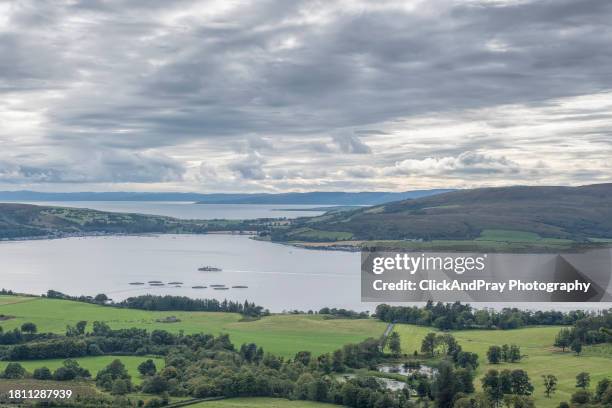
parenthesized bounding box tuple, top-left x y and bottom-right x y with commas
(6, 0, 612, 146)
(331, 132, 372, 154)
(268, 168, 329, 180)
(1, 0, 612, 189)
(229, 154, 266, 180)
(303, 133, 371, 155)
(0, 150, 185, 183)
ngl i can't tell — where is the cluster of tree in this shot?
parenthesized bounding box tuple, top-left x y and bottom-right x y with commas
(2, 359, 90, 381)
(486, 344, 521, 364)
(554, 310, 612, 352)
(0, 323, 56, 345)
(420, 333, 479, 370)
(44, 290, 268, 317)
(116, 295, 267, 317)
(0, 321, 228, 360)
(45, 289, 110, 304)
(318, 307, 370, 319)
(481, 368, 534, 406)
(375, 302, 591, 330)
(96, 359, 134, 395)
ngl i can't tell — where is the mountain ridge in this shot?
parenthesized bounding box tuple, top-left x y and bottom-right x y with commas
(271, 183, 612, 242)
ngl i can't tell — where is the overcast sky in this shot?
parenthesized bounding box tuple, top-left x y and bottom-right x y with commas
(1, 0, 611, 192)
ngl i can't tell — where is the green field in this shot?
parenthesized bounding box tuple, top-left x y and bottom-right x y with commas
(192, 397, 343, 407)
(0, 355, 164, 384)
(476, 229, 574, 246)
(360, 238, 576, 252)
(0, 296, 386, 358)
(392, 324, 612, 407)
(284, 227, 354, 241)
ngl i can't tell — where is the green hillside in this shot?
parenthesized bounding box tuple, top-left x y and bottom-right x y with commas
(272, 183, 612, 243)
(0, 203, 264, 239)
(0, 296, 386, 358)
(1, 296, 610, 408)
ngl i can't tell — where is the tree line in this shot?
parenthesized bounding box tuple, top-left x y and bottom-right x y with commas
(375, 301, 595, 330)
(44, 290, 268, 317)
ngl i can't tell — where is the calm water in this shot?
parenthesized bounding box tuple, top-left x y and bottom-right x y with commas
(0, 234, 608, 312)
(0, 234, 363, 312)
(5, 201, 327, 220)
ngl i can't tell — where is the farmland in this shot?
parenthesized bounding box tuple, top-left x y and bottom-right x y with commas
(0, 355, 164, 385)
(392, 324, 612, 407)
(1, 295, 610, 407)
(0, 296, 386, 358)
(191, 397, 344, 407)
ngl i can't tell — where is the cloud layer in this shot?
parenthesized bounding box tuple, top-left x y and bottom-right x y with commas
(1, 0, 611, 191)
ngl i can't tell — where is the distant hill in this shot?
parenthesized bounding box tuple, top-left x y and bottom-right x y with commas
(197, 190, 453, 205)
(0, 203, 263, 240)
(0, 189, 453, 205)
(271, 183, 612, 242)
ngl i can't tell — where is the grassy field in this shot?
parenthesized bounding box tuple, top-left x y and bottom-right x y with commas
(192, 397, 343, 407)
(284, 227, 354, 241)
(392, 324, 612, 407)
(0, 296, 386, 358)
(0, 355, 164, 384)
(296, 228, 578, 251)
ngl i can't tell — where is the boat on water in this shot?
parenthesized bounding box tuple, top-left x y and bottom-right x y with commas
(232, 285, 248, 288)
(148, 280, 162, 284)
(198, 266, 222, 271)
(210, 284, 225, 288)
(129, 282, 144, 285)
(192, 285, 207, 289)
(150, 283, 165, 286)
(168, 281, 183, 285)
(213, 287, 229, 290)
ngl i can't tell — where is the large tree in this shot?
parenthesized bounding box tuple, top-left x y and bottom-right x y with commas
(576, 372, 591, 390)
(20, 322, 37, 334)
(388, 332, 401, 356)
(542, 374, 558, 398)
(421, 332, 437, 357)
(487, 345, 502, 364)
(432, 361, 459, 408)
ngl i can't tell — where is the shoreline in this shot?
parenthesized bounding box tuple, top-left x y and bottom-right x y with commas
(0, 230, 258, 243)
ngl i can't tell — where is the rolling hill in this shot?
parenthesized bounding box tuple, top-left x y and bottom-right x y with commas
(0, 203, 259, 239)
(271, 183, 612, 243)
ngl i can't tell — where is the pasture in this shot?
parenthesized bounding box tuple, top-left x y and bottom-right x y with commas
(392, 324, 612, 408)
(0, 296, 386, 358)
(0, 355, 164, 385)
(192, 397, 343, 407)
